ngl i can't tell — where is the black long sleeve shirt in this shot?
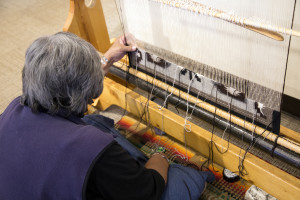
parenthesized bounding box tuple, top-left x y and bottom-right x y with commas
(86, 142, 165, 200)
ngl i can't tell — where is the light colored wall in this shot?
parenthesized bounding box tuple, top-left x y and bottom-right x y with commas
(285, 1, 300, 99)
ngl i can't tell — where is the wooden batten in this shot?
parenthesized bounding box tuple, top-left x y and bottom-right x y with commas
(92, 76, 300, 200)
(63, 0, 111, 53)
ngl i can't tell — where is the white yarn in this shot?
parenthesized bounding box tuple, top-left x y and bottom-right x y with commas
(183, 73, 197, 133)
(159, 65, 180, 110)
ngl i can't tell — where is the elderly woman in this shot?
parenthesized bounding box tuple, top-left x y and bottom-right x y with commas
(0, 32, 214, 200)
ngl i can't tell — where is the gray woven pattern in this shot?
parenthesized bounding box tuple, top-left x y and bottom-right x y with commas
(138, 41, 282, 111)
(132, 49, 277, 127)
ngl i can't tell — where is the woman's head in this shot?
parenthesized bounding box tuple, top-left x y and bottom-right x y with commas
(21, 32, 103, 116)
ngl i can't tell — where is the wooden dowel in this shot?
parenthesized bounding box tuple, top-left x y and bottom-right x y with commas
(280, 126, 300, 145)
(151, 0, 300, 41)
(114, 62, 300, 154)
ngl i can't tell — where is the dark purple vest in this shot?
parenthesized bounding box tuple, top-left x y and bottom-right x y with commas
(0, 97, 114, 200)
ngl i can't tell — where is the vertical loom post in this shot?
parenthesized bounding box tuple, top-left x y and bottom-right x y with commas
(63, 0, 111, 53)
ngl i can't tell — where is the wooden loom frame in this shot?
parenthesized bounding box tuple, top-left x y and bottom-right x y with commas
(63, 0, 300, 199)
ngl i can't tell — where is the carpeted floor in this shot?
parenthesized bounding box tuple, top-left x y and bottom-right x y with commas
(0, 0, 121, 113)
(0, 0, 68, 112)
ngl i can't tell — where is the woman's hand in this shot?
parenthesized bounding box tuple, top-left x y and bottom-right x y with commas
(102, 35, 136, 74)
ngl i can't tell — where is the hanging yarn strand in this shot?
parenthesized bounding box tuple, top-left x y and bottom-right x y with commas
(183, 73, 197, 133)
(150, 0, 300, 41)
(159, 65, 180, 110)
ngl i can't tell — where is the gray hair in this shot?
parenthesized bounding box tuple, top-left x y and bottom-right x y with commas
(21, 32, 104, 116)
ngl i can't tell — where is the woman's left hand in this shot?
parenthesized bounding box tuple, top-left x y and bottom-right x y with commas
(105, 34, 137, 62)
(102, 34, 136, 74)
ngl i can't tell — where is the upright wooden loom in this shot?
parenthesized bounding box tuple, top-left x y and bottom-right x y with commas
(63, 0, 300, 199)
